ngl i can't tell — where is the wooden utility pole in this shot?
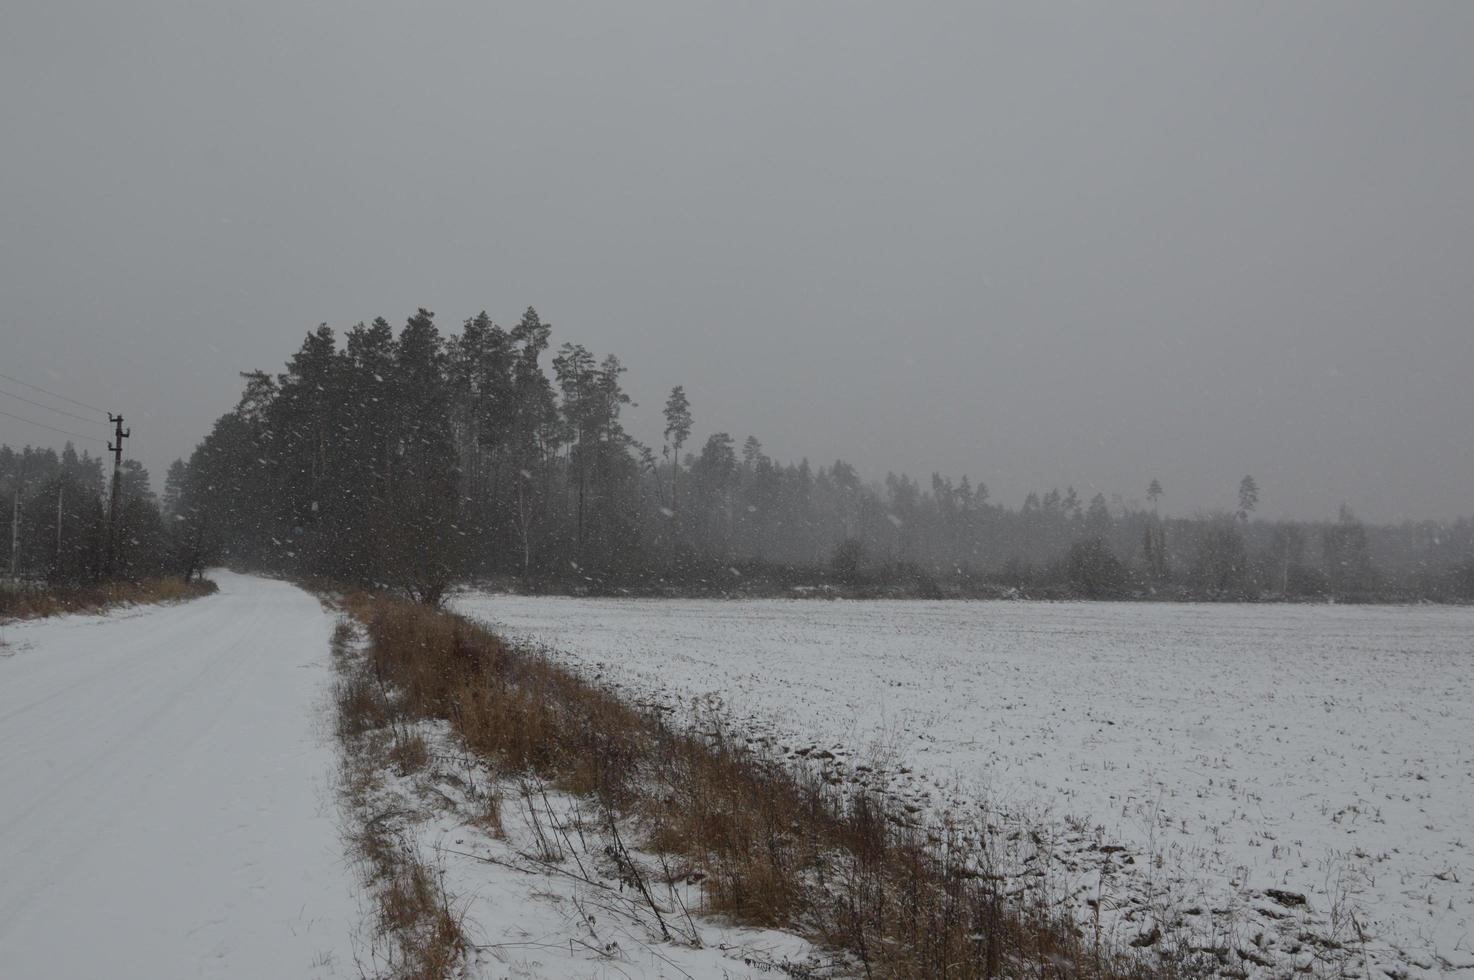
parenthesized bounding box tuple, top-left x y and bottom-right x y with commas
(8, 485, 17, 579)
(55, 480, 64, 576)
(8, 456, 25, 580)
(103, 413, 130, 577)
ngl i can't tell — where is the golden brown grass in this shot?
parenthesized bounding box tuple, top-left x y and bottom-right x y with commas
(0, 577, 218, 620)
(330, 616, 468, 980)
(343, 593, 1176, 980)
(342, 797, 466, 980)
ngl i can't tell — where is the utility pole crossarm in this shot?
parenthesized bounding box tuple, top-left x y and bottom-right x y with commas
(103, 413, 130, 577)
(107, 413, 130, 468)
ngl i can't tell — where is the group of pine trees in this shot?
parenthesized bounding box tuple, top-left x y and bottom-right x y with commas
(8, 307, 1473, 602)
(0, 444, 177, 584)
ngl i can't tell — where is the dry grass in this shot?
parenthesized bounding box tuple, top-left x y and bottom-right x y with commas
(344, 802, 466, 980)
(0, 577, 219, 620)
(334, 671, 391, 738)
(387, 731, 430, 776)
(330, 616, 468, 980)
(372, 841, 464, 980)
(340, 593, 1181, 980)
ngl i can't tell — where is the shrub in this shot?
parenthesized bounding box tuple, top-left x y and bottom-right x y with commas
(830, 537, 866, 585)
(1065, 537, 1129, 597)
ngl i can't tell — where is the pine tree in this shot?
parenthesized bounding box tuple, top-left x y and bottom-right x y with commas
(338, 318, 399, 583)
(1192, 517, 1247, 593)
(22, 472, 104, 584)
(161, 459, 188, 522)
(662, 386, 693, 511)
(1085, 493, 1112, 539)
(1323, 504, 1373, 596)
(742, 435, 763, 469)
(508, 308, 559, 581)
(385, 309, 462, 603)
(1238, 475, 1259, 522)
(448, 312, 516, 567)
(661, 386, 693, 560)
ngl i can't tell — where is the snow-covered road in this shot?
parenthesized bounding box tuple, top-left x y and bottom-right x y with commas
(0, 572, 356, 979)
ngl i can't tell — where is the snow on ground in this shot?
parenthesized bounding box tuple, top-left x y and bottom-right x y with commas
(352, 719, 835, 980)
(0, 572, 358, 979)
(455, 594, 1474, 978)
(330, 622, 835, 980)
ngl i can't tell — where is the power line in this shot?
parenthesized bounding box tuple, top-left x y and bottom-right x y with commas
(0, 371, 109, 418)
(0, 407, 105, 444)
(0, 386, 104, 424)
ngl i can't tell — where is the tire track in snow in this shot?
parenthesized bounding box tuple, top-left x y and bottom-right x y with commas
(0, 572, 358, 979)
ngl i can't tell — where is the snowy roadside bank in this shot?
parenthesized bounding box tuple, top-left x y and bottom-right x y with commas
(0, 576, 218, 622)
(327, 605, 835, 979)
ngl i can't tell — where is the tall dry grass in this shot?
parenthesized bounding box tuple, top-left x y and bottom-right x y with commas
(330, 618, 468, 980)
(343, 594, 1175, 980)
(0, 577, 218, 620)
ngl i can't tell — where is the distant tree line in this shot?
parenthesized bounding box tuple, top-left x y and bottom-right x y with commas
(0, 443, 177, 584)
(11, 307, 1472, 603)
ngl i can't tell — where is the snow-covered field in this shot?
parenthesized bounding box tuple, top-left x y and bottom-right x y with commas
(456, 594, 1474, 978)
(0, 572, 358, 979)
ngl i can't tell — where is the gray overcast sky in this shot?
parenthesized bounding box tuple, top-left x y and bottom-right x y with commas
(2, 2, 1471, 521)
